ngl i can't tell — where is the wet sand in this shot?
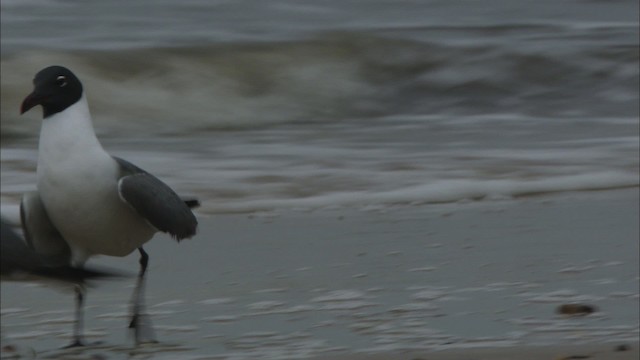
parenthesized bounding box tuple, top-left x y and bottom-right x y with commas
(312, 343, 639, 360)
(1, 189, 638, 359)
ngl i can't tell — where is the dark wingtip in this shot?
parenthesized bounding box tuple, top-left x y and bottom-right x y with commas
(171, 213, 198, 242)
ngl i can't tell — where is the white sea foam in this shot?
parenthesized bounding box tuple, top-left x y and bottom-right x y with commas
(310, 290, 367, 303)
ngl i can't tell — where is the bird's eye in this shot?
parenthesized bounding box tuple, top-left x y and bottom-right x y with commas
(56, 75, 68, 87)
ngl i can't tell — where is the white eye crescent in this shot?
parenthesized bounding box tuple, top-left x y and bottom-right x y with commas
(56, 75, 68, 87)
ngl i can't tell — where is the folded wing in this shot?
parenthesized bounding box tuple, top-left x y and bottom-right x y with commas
(114, 156, 197, 241)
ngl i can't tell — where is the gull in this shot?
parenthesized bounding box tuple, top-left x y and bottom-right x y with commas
(20, 65, 199, 346)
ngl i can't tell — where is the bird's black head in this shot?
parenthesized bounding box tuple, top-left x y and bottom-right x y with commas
(20, 66, 83, 118)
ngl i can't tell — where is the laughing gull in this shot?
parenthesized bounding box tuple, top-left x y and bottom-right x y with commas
(2, 218, 124, 346)
(20, 65, 199, 346)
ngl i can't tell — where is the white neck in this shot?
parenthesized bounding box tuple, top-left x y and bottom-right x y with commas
(37, 94, 109, 168)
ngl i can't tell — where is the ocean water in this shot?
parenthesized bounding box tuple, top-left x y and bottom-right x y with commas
(1, 0, 638, 215)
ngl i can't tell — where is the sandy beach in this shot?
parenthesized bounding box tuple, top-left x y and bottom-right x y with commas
(1, 188, 638, 359)
(312, 344, 639, 360)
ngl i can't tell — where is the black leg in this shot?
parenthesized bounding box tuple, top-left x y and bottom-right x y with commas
(129, 247, 157, 344)
(64, 285, 85, 348)
(138, 247, 149, 277)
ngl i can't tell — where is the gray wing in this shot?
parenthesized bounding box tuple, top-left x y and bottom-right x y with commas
(114, 156, 198, 241)
(20, 191, 71, 267)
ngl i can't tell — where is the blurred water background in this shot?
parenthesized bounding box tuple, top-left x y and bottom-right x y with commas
(1, 0, 638, 214)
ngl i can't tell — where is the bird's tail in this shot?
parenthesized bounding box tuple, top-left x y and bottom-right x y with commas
(182, 197, 200, 209)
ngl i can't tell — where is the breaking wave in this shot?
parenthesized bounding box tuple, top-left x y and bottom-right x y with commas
(2, 30, 637, 136)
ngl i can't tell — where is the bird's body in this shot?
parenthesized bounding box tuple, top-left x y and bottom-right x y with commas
(37, 95, 155, 262)
(19, 65, 199, 346)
